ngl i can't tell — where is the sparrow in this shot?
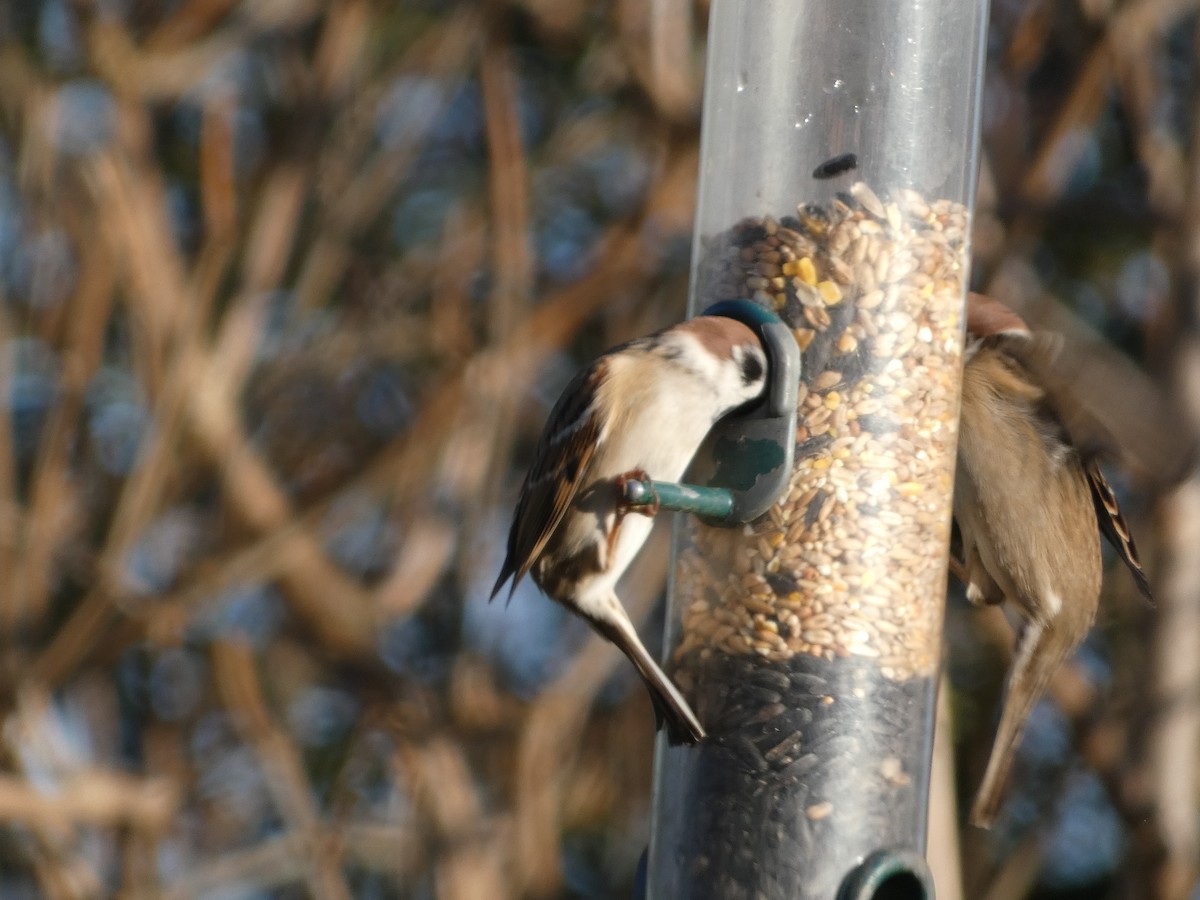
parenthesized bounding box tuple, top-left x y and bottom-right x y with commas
(492, 315, 769, 744)
(954, 291, 1152, 827)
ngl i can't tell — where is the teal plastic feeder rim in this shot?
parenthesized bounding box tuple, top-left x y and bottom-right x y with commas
(838, 849, 935, 900)
(690, 298, 801, 524)
(700, 299, 798, 421)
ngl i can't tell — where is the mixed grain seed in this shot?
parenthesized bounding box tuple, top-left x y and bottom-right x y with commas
(655, 185, 966, 899)
(674, 184, 965, 688)
(811, 152, 859, 180)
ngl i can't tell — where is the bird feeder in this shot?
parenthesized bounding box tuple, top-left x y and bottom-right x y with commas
(622, 299, 801, 525)
(648, 0, 989, 897)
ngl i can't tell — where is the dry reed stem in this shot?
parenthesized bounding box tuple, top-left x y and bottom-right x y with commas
(338, 822, 424, 873)
(88, 20, 263, 102)
(374, 517, 457, 618)
(437, 831, 513, 900)
(29, 852, 104, 900)
(430, 203, 488, 361)
(146, 0, 243, 51)
(314, 1, 371, 96)
(213, 639, 354, 899)
(1021, 46, 1114, 205)
(11, 372, 78, 632)
(928, 676, 964, 900)
(119, 829, 164, 898)
(39, 137, 696, 683)
(394, 738, 514, 898)
(1022, 0, 1198, 208)
(1004, 0, 1054, 74)
(199, 95, 238, 242)
(81, 149, 198, 549)
(618, 0, 697, 120)
(84, 154, 187, 388)
(186, 303, 379, 651)
(1, 692, 125, 899)
(294, 10, 485, 312)
(0, 310, 21, 638)
(1147, 19, 1200, 894)
(481, 1, 533, 343)
(161, 832, 325, 899)
(977, 832, 1045, 900)
(0, 772, 178, 830)
(399, 737, 483, 841)
(463, 0, 535, 544)
(7, 210, 112, 632)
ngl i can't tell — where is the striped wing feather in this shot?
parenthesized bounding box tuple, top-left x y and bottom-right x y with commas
(492, 362, 605, 598)
(1086, 460, 1153, 602)
(989, 331, 1152, 601)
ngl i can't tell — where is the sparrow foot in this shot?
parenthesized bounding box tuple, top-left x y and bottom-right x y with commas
(615, 469, 659, 516)
(950, 554, 1005, 606)
(948, 555, 969, 586)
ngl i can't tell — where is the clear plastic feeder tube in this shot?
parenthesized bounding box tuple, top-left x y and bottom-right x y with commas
(651, 0, 988, 897)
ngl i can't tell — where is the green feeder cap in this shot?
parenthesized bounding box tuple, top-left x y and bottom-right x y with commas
(688, 299, 801, 525)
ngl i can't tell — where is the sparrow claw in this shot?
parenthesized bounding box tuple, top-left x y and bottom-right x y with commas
(948, 555, 969, 586)
(615, 469, 659, 516)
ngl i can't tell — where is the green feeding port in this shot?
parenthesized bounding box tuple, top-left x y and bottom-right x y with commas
(621, 478, 736, 522)
(837, 849, 935, 900)
(620, 299, 800, 526)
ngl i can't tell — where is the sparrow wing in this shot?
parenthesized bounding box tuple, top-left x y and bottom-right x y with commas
(992, 331, 1122, 461)
(1086, 459, 1153, 602)
(491, 360, 606, 598)
(978, 336, 1078, 459)
(970, 299, 1153, 602)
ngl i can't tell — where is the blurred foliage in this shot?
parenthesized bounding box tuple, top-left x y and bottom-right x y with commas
(0, 0, 1193, 898)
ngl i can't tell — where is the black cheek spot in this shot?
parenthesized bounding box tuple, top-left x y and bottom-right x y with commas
(740, 352, 765, 386)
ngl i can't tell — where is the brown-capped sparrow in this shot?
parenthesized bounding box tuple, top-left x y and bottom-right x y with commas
(492, 315, 769, 744)
(954, 292, 1152, 827)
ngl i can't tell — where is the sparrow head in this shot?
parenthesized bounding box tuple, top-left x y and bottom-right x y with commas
(964, 292, 1034, 363)
(665, 315, 769, 418)
(966, 292, 1029, 341)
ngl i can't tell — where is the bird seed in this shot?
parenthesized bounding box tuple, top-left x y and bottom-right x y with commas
(655, 184, 966, 899)
(674, 183, 964, 685)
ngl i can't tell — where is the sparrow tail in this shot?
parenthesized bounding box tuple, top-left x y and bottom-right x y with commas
(971, 617, 1069, 828)
(489, 571, 508, 600)
(490, 558, 521, 604)
(588, 597, 705, 745)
